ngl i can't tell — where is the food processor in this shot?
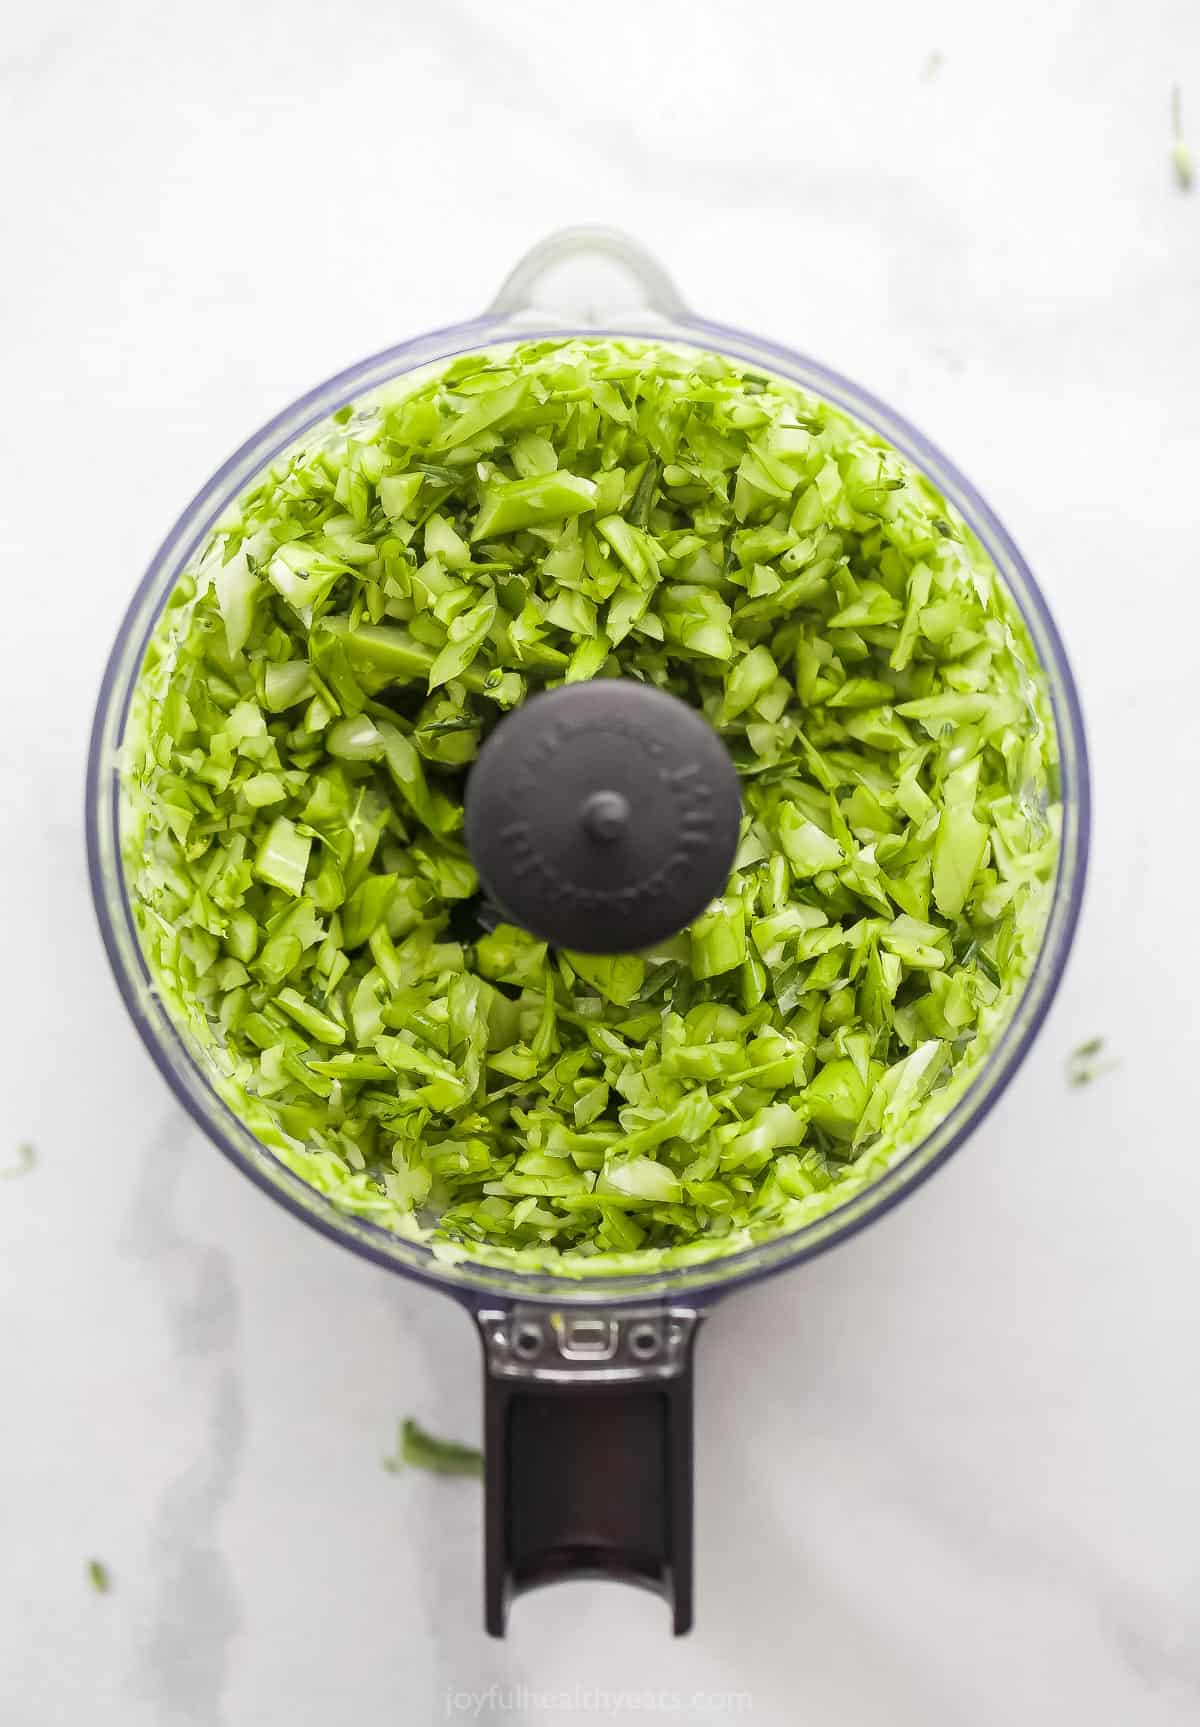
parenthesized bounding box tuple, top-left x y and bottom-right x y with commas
(86, 227, 1090, 1636)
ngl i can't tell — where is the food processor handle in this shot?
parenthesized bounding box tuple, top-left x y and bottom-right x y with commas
(486, 225, 690, 322)
(475, 1303, 701, 1634)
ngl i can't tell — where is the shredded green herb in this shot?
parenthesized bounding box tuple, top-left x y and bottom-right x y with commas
(87, 1559, 111, 1594)
(2, 1143, 36, 1179)
(123, 337, 1060, 1275)
(384, 1418, 483, 1477)
(1172, 87, 1194, 191)
(1067, 1037, 1114, 1087)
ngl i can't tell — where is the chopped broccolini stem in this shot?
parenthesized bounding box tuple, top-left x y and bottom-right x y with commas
(384, 1419, 483, 1477)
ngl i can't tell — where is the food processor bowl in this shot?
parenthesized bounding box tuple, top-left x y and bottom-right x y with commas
(87, 228, 1090, 1634)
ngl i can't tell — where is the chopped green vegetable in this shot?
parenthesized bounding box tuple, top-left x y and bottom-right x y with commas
(473, 472, 596, 539)
(932, 764, 988, 918)
(254, 817, 311, 897)
(87, 1560, 111, 1594)
(123, 337, 1061, 1274)
(384, 1418, 483, 1477)
(690, 897, 747, 979)
(1067, 1037, 1115, 1087)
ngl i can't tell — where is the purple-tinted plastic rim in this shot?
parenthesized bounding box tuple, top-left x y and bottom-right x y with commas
(86, 305, 1090, 1313)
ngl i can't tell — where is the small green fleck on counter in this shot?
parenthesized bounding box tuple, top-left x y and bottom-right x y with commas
(384, 1419, 483, 1478)
(1067, 1037, 1115, 1087)
(87, 1559, 111, 1594)
(1173, 86, 1194, 191)
(2, 1143, 36, 1179)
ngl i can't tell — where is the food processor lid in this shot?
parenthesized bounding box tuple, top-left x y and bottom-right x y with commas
(464, 681, 742, 954)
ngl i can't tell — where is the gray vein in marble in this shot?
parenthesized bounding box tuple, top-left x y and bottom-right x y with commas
(699, 1324, 968, 1726)
(434, 0, 644, 181)
(867, 1399, 1200, 1707)
(121, 1112, 246, 1726)
(390, 1289, 536, 1711)
(1107, 1613, 1200, 1703)
(0, 9, 83, 111)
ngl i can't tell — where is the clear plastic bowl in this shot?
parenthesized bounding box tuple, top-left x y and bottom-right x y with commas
(86, 228, 1091, 1312)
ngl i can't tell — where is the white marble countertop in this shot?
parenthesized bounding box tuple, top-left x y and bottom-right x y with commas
(4, 1, 1200, 1721)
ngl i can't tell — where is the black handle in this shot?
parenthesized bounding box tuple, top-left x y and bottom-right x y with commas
(476, 1304, 701, 1635)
